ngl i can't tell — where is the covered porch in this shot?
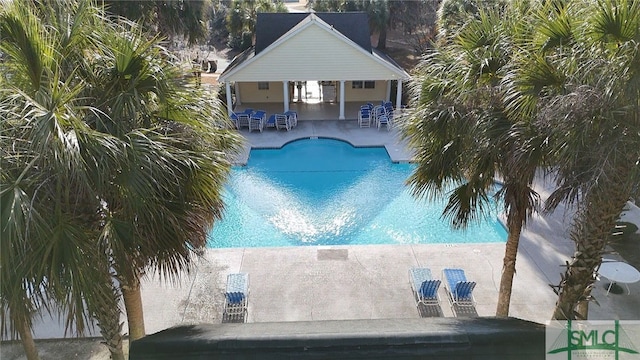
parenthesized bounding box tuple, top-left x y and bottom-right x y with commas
(219, 13, 410, 122)
(224, 79, 404, 121)
(232, 101, 370, 121)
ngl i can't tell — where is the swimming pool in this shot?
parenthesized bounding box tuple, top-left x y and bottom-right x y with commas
(207, 138, 507, 248)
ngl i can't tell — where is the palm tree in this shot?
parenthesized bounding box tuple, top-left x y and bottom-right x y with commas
(104, 0, 212, 45)
(402, 7, 549, 317)
(362, 0, 390, 50)
(308, 0, 390, 50)
(1, 1, 242, 359)
(535, 0, 640, 320)
(226, 0, 288, 50)
(1, 3, 114, 359)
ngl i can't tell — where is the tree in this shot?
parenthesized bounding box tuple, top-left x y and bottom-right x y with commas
(389, 0, 439, 54)
(533, 0, 640, 320)
(402, 6, 548, 317)
(435, 0, 507, 43)
(363, 0, 390, 50)
(309, 0, 391, 50)
(1, 1, 242, 359)
(104, 0, 212, 45)
(407, 0, 640, 321)
(226, 0, 288, 50)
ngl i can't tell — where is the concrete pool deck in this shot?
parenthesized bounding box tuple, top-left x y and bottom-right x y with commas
(231, 118, 414, 165)
(21, 120, 640, 342)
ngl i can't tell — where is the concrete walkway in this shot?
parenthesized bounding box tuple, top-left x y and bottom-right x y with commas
(24, 121, 640, 340)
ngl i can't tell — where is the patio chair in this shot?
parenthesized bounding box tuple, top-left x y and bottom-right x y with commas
(409, 267, 441, 306)
(284, 110, 298, 128)
(442, 268, 476, 307)
(236, 113, 250, 130)
(275, 113, 291, 131)
(265, 114, 277, 129)
(377, 114, 391, 131)
(358, 108, 371, 128)
(249, 110, 266, 132)
(373, 105, 386, 127)
(229, 112, 240, 129)
(223, 272, 249, 323)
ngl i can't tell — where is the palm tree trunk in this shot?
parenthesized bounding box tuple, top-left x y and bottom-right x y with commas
(122, 281, 146, 340)
(95, 303, 125, 360)
(15, 317, 40, 360)
(90, 281, 125, 360)
(576, 296, 590, 319)
(377, 27, 387, 50)
(496, 217, 523, 317)
(552, 170, 632, 320)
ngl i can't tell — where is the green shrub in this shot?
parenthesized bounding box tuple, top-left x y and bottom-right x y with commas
(612, 221, 639, 237)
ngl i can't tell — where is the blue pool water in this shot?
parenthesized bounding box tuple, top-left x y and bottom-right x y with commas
(207, 139, 507, 248)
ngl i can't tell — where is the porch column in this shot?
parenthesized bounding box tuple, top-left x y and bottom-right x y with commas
(283, 81, 290, 112)
(339, 80, 345, 120)
(225, 82, 233, 115)
(386, 80, 391, 102)
(234, 82, 241, 105)
(395, 80, 403, 109)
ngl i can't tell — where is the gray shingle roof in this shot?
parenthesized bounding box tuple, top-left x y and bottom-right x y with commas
(254, 12, 372, 54)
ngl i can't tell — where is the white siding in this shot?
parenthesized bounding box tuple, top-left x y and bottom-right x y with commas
(228, 25, 404, 82)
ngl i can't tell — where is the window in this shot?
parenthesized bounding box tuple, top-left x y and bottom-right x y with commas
(352, 81, 375, 89)
(258, 82, 269, 90)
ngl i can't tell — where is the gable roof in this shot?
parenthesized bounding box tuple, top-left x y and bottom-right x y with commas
(219, 12, 409, 82)
(255, 12, 372, 54)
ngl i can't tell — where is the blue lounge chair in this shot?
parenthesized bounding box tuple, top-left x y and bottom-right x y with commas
(223, 273, 249, 322)
(409, 268, 441, 306)
(265, 114, 276, 129)
(233, 112, 250, 130)
(275, 113, 290, 131)
(284, 110, 298, 127)
(229, 111, 240, 129)
(442, 268, 476, 307)
(249, 110, 266, 132)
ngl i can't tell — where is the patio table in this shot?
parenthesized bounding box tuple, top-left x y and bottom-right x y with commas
(598, 260, 640, 295)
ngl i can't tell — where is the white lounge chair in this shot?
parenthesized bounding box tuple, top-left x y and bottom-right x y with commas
(249, 110, 266, 132)
(275, 113, 290, 131)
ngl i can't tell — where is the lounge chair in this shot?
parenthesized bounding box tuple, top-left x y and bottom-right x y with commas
(284, 110, 298, 127)
(442, 268, 476, 307)
(265, 114, 277, 129)
(409, 267, 441, 306)
(236, 113, 250, 130)
(249, 110, 266, 132)
(229, 112, 240, 129)
(223, 272, 249, 323)
(275, 113, 290, 131)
